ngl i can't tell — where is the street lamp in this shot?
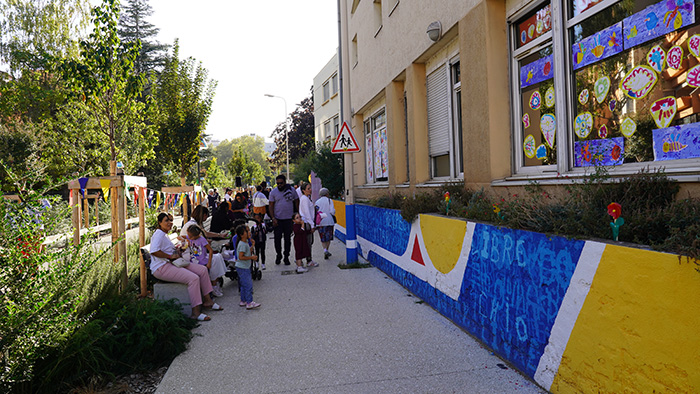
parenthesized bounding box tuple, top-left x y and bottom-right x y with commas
(264, 93, 290, 183)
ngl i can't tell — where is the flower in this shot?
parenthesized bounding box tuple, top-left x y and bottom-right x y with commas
(493, 205, 501, 214)
(607, 202, 622, 220)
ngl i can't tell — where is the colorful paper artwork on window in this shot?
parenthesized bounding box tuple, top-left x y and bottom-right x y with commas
(574, 112, 593, 138)
(545, 86, 555, 107)
(520, 55, 553, 88)
(572, 22, 623, 70)
(530, 91, 542, 109)
(650, 96, 677, 128)
(536, 144, 548, 159)
(653, 123, 700, 160)
(687, 64, 700, 87)
(366, 133, 373, 182)
(666, 45, 684, 69)
(598, 124, 608, 138)
(523, 113, 531, 128)
(373, 128, 389, 180)
(541, 114, 556, 148)
(622, 0, 695, 48)
(646, 45, 666, 73)
(689, 34, 700, 56)
(575, 137, 624, 166)
(517, 4, 551, 47)
(609, 99, 616, 111)
(620, 65, 658, 99)
(578, 89, 589, 105)
(593, 76, 610, 103)
(523, 134, 537, 158)
(620, 118, 637, 138)
(571, 0, 605, 17)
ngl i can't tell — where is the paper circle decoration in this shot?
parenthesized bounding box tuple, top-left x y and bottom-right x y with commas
(620, 117, 637, 138)
(522, 113, 530, 128)
(666, 45, 683, 69)
(646, 45, 666, 73)
(594, 77, 610, 103)
(688, 34, 700, 57)
(598, 124, 608, 139)
(545, 86, 555, 108)
(649, 96, 677, 129)
(574, 112, 593, 139)
(620, 65, 657, 99)
(687, 64, 700, 87)
(536, 144, 547, 160)
(529, 91, 542, 110)
(540, 113, 556, 149)
(578, 89, 589, 105)
(523, 134, 536, 158)
(609, 99, 616, 111)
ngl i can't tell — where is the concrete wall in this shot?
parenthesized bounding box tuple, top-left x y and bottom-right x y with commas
(313, 52, 340, 145)
(332, 200, 700, 393)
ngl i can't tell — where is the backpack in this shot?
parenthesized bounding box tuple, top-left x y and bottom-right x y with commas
(314, 205, 323, 226)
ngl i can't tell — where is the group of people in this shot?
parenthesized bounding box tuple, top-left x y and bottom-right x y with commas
(148, 174, 336, 321)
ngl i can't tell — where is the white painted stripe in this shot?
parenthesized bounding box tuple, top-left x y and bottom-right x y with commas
(534, 241, 606, 390)
(346, 239, 357, 248)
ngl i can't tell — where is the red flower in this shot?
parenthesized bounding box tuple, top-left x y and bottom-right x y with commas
(607, 202, 622, 220)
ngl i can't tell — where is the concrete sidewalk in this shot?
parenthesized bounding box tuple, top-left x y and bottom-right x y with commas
(156, 231, 546, 394)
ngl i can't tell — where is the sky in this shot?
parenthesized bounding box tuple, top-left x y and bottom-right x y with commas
(145, 0, 339, 143)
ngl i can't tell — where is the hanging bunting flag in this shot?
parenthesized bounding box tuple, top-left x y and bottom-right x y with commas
(178, 193, 185, 207)
(125, 183, 132, 202)
(78, 177, 89, 198)
(156, 191, 161, 208)
(148, 190, 154, 207)
(69, 189, 74, 207)
(99, 179, 111, 202)
(133, 186, 139, 207)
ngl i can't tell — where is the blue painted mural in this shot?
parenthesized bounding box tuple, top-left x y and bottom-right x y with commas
(574, 137, 624, 167)
(355, 205, 411, 256)
(653, 122, 700, 161)
(520, 54, 554, 89)
(458, 225, 585, 377)
(572, 22, 623, 70)
(623, 0, 694, 49)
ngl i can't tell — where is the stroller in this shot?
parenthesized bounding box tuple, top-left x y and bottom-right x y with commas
(222, 220, 262, 282)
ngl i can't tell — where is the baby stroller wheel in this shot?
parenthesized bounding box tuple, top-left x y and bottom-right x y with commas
(217, 277, 224, 287)
(256, 271, 262, 280)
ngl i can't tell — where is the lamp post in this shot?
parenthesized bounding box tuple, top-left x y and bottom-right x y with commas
(264, 94, 290, 183)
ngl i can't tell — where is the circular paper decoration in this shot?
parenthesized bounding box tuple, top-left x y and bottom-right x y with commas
(688, 34, 700, 57)
(667, 45, 683, 69)
(578, 89, 589, 105)
(523, 134, 536, 158)
(540, 113, 556, 149)
(521, 30, 527, 44)
(620, 65, 658, 99)
(536, 19, 544, 34)
(594, 77, 610, 103)
(609, 99, 616, 111)
(522, 113, 530, 128)
(530, 91, 542, 110)
(574, 112, 593, 139)
(649, 96, 677, 128)
(687, 64, 700, 87)
(545, 86, 555, 108)
(598, 124, 608, 139)
(646, 45, 666, 73)
(536, 144, 547, 160)
(620, 117, 637, 138)
(528, 25, 535, 38)
(611, 145, 621, 161)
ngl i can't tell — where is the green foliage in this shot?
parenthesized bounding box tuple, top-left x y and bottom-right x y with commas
(214, 134, 272, 180)
(30, 295, 196, 393)
(0, 189, 108, 392)
(269, 92, 315, 172)
(227, 146, 265, 186)
(292, 142, 344, 198)
(203, 157, 228, 190)
(117, 0, 169, 75)
(0, 122, 48, 194)
(155, 40, 217, 179)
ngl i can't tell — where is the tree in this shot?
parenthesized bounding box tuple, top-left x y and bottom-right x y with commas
(117, 0, 169, 75)
(0, 0, 90, 75)
(292, 141, 344, 198)
(202, 157, 227, 190)
(0, 122, 47, 194)
(227, 146, 264, 186)
(154, 40, 216, 182)
(60, 0, 156, 174)
(269, 90, 315, 171)
(214, 134, 272, 179)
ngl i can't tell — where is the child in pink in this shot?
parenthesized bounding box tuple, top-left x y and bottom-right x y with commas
(292, 213, 313, 274)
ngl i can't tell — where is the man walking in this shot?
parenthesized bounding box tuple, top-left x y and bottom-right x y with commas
(268, 174, 299, 265)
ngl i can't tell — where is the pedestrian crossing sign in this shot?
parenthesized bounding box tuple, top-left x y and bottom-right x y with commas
(331, 122, 361, 153)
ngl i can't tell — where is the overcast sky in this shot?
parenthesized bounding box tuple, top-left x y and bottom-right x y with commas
(146, 0, 339, 142)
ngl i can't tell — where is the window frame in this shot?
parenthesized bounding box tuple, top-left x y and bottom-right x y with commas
(322, 81, 330, 103)
(365, 107, 389, 184)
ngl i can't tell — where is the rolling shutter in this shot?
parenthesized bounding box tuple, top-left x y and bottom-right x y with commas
(426, 65, 450, 157)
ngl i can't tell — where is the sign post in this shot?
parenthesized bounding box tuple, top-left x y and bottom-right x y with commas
(332, 122, 360, 264)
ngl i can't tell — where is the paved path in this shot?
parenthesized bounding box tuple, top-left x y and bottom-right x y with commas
(156, 231, 547, 394)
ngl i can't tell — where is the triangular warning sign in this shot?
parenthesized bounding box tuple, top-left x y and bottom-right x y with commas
(331, 121, 361, 153)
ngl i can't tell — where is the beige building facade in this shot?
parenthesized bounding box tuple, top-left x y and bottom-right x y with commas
(339, 0, 700, 200)
(313, 53, 341, 146)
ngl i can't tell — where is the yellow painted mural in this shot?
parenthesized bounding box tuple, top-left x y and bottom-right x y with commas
(333, 200, 346, 228)
(551, 246, 700, 393)
(419, 214, 466, 274)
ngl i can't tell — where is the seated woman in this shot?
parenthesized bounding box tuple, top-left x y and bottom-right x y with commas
(210, 200, 234, 233)
(230, 192, 248, 221)
(150, 212, 223, 321)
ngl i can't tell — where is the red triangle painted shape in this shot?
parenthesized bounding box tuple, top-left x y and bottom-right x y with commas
(411, 235, 425, 266)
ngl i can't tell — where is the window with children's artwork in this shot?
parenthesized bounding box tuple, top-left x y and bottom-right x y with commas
(511, 0, 700, 175)
(365, 109, 389, 183)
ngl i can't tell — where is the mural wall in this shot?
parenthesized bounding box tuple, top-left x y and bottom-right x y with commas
(332, 201, 700, 393)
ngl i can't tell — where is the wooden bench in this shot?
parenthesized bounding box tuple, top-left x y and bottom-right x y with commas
(141, 233, 192, 316)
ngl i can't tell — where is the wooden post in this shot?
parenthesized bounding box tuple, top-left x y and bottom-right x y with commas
(72, 189, 81, 246)
(138, 186, 147, 297)
(183, 194, 189, 223)
(117, 181, 128, 292)
(83, 195, 89, 228)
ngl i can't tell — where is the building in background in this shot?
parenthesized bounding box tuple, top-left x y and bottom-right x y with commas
(339, 0, 700, 200)
(313, 52, 340, 146)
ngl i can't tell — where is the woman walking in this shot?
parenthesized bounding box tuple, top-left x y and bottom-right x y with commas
(314, 188, 336, 259)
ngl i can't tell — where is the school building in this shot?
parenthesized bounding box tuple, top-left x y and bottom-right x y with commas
(338, 0, 700, 200)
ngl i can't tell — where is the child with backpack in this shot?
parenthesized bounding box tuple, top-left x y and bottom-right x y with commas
(251, 214, 268, 270)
